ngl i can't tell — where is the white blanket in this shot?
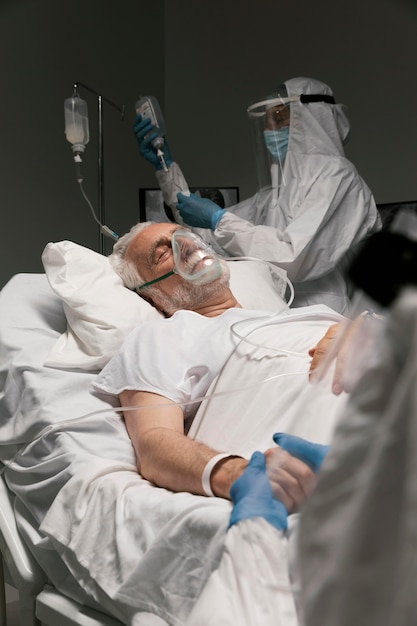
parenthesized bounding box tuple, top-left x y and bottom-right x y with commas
(0, 274, 347, 625)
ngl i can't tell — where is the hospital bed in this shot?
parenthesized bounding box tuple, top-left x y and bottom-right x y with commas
(0, 465, 123, 626)
(0, 241, 346, 625)
(0, 462, 45, 626)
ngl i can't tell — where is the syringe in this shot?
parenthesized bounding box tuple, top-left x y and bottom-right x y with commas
(154, 139, 169, 172)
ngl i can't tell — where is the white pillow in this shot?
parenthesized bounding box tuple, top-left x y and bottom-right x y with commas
(42, 241, 162, 371)
(42, 241, 288, 371)
(227, 258, 289, 312)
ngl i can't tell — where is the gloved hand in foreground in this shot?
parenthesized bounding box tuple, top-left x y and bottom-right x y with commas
(229, 435, 330, 531)
(176, 192, 225, 230)
(229, 451, 288, 531)
(273, 433, 329, 473)
(133, 113, 173, 170)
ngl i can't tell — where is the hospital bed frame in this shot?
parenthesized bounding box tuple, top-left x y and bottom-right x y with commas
(0, 467, 123, 626)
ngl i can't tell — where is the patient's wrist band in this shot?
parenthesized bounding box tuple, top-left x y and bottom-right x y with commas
(202, 453, 233, 497)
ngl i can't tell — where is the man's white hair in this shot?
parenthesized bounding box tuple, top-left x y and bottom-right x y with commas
(109, 221, 156, 289)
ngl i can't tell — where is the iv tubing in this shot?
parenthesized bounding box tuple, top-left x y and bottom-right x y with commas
(0, 365, 307, 477)
(78, 180, 119, 241)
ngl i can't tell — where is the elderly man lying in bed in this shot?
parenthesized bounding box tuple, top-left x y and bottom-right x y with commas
(31, 221, 350, 625)
(94, 221, 347, 510)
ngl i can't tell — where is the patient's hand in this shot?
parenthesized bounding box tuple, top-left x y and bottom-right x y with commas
(309, 323, 343, 393)
(308, 316, 366, 395)
(263, 446, 317, 513)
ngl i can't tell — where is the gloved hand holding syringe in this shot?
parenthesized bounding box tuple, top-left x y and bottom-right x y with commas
(133, 95, 193, 223)
(134, 96, 172, 172)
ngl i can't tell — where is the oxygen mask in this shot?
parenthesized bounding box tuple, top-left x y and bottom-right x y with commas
(172, 229, 222, 284)
(137, 229, 223, 290)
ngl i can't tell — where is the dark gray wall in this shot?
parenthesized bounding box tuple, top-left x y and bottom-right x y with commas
(0, 0, 165, 287)
(1, 0, 416, 288)
(164, 0, 417, 203)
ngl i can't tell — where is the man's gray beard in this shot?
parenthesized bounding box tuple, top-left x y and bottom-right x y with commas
(150, 262, 231, 316)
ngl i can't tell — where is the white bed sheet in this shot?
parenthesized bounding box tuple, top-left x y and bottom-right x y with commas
(0, 273, 347, 625)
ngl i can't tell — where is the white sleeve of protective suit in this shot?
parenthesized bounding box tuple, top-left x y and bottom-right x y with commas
(213, 158, 380, 283)
(185, 518, 299, 626)
(155, 162, 189, 225)
(298, 289, 417, 626)
(154, 162, 227, 256)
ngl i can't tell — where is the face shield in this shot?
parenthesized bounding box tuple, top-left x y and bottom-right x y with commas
(137, 229, 223, 291)
(247, 83, 338, 195)
(247, 85, 296, 194)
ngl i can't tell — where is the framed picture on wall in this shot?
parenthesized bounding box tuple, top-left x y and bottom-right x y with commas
(139, 186, 240, 223)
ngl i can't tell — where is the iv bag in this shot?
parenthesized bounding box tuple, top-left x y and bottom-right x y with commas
(64, 95, 90, 152)
(135, 95, 166, 149)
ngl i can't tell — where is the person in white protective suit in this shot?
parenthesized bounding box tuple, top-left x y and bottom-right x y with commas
(186, 434, 329, 626)
(296, 216, 417, 626)
(134, 76, 381, 315)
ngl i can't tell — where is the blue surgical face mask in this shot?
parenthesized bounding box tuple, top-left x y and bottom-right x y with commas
(264, 126, 289, 163)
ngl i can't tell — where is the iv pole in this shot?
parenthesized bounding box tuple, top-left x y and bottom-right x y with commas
(73, 82, 124, 254)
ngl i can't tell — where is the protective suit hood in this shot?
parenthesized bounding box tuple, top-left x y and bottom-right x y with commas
(284, 76, 350, 156)
(247, 76, 351, 198)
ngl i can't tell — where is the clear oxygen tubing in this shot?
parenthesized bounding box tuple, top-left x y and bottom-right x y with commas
(0, 357, 308, 478)
(230, 310, 332, 360)
(225, 256, 315, 357)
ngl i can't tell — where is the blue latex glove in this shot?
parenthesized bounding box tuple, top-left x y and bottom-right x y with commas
(133, 113, 173, 170)
(228, 451, 288, 531)
(273, 433, 330, 473)
(176, 192, 225, 230)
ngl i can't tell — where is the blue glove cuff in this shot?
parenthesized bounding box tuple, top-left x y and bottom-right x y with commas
(211, 208, 225, 230)
(228, 499, 288, 531)
(228, 451, 288, 532)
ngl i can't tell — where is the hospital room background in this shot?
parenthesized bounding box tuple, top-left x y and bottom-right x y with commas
(0, 0, 416, 289)
(1, 0, 416, 622)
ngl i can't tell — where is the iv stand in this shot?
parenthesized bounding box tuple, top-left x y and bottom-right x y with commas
(73, 82, 125, 254)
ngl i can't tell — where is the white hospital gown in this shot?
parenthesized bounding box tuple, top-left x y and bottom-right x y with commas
(93, 307, 269, 418)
